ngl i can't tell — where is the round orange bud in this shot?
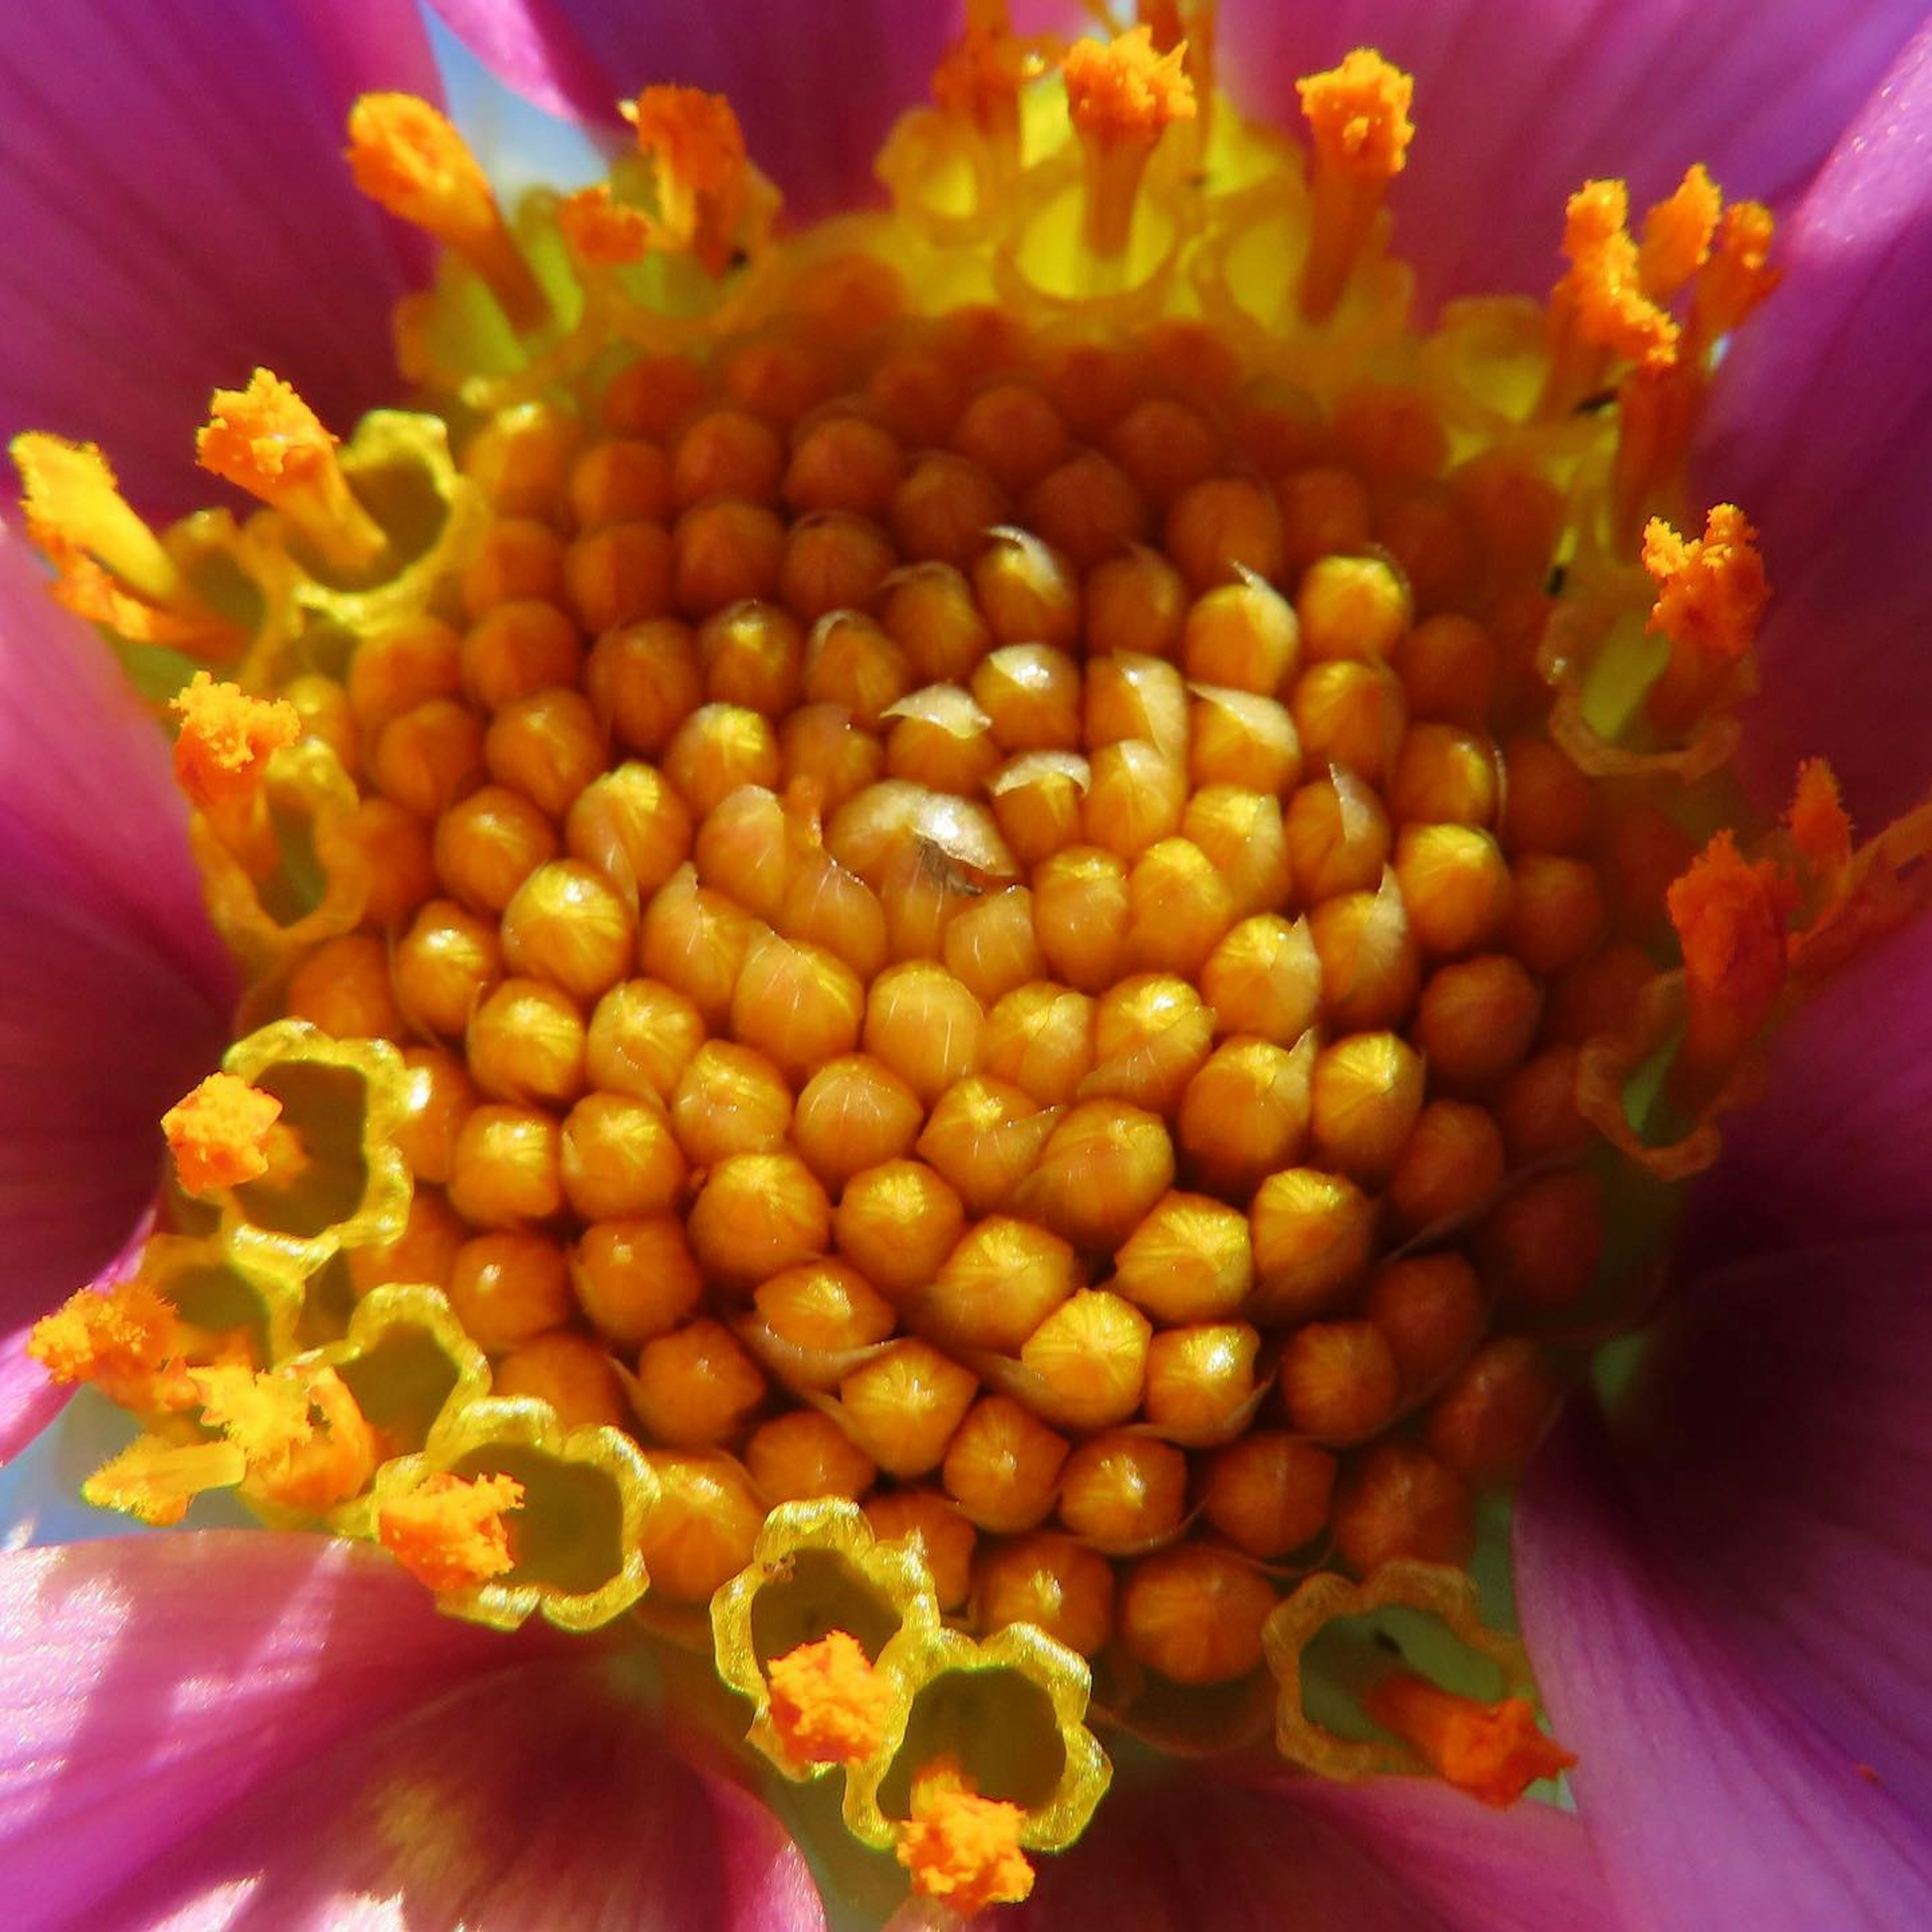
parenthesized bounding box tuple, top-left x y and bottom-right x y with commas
(1388, 723, 1499, 828)
(1332, 1440, 1475, 1574)
(791, 1055, 923, 1190)
(1120, 1544, 1277, 1684)
(1391, 613, 1497, 728)
(560, 1091, 688, 1221)
(1309, 882, 1422, 1031)
(1412, 953, 1543, 1089)
(446, 1230, 574, 1352)
(467, 977, 587, 1108)
(833, 1160, 966, 1301)
(1478, 1167, 1605, 1312)
(632, 1317, 768, 1447)
(975, 1533, 1115, 1656)
(800, 611, 912, 730)
(1387, 1100, 1507, 1230)
(434, 784, 558, 916)
(1425, 1337, 1561, 1488)
(1249, 1167, 1375, 1324)
(571, 1215, 704, 1347)
(1144, 1322, 1262, 1436)
(673, 498, 786, 617)
(1165, 476, 1284, 592)
(971, 643, 1082, 754)
(393, 899, 501, 1039)
(921, 1216, 1080, 1355)
(460, 517, 565, 618)
(1202, 1432, 1338, 1558)
(890, 451, 1010, 568)
(839, 1339, 979, 1479)
(731, 933, 865, 1084)
(584, 979, 703, 1105)
(672, 407, 782, 508)
(1362, 1252, 1486, 1395)
(1199, 914, 1323, 1047)
(501, 860, 637, 1004)
(1177, 1035, 1316, 1197)
(460, 601, 580, 713)
(1086, 546, 1188, 660)
(1503, 853, 1608, 978)
(783, 414, 903, 519)
(1392, 824, 1512, 957)
(1498, 736, 1597, 855)
(1019, 1289, 1152, 1432)
(637, 866, 757, 1029)
(485, 687, 608, 820)
(447, 1104, 564, 1229)
(348, 616, 462, 731)
(1182, 573, 1300, 695)
(1012, 1101, 1175, 1255)
(639, 1452, 765, 1602)
(1296, 552, 1411, 664)
(1496, 1046, 1595, 1163)
(864, 1490, 977, 1608)
(394, 1045, 478, 1185)
(286, 933, 402, 1040)
(686, 1151, 831, 1295)
(754, 1258, 897, 1356)
(1057, 1431, 1188, 1554)
(1290, 659, 1407, 788)
(568, 437, 672, 530)
(494, 1330, 627, 1430)
(1278, 1320, 1403, 1442)
(972, 528, 1081, 649)
(584, 619, 702, 758)
(1309, 1032, 1426, 1182)
(778, 511, 897, 622)
(942, 1395, 1070, 1533)
(745, 1409, 877, 1503)
(670, 1040, 794, 1167)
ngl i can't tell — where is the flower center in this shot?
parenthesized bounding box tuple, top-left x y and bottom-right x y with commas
(22, 9, 1930, 1914)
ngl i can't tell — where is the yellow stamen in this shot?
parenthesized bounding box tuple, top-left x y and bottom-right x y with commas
(1295, 48, 1414, 323)
(765, 1629, 897, 1766)
(1787, 758, 1853, 876)
(556, 184, 655, 267)
(169, 671, 301, 810)
(10, 432, 190, 605)
(1638, 163, 1720, 300)
(1641, 504, 1767, 733)
(194, 1361, 378, 1513)
(82, 1435, 247, 1526)
(378, 1470, 526, 1591)
(622, 87, 753, 279)
(161, 1071, 284, 1195)
(28, 1277, 192, 1411)
(896, 1754, 1035, 1914)
(1542, 181, 1679, 413)
(1691, 200, 1780, 348)
(196, 369, 388, 571)
(346, 93, 548, 329)
(1364, 1670, 1575, 1807)
(1062, 27, 1196, 256)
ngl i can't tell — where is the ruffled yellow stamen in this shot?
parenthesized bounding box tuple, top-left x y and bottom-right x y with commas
(1787, 757, 1853, 876)
(557, 184, 655, 267)
(1641, 504, 1767, 733)
(82, 1436, 247, 1526)
(622, 86, 753, 278)
(1062, 27, 1196, 256)
(161, 1071, 284, 1195)
(194, 1361, 379, 1512)
(896, 1754, 1035, 1914)
(1544, 181, 1679, 413)
(1638, 163, 1720, 300)
(1294, 48, 1415, 323)
(346, 93, 547, 329)
(378, 1470, 526, 1591)
(765, 1629, 897, 1766)
(1691, 200, 1780, 348)
(1365, 1670, 1575, 1808)
(28, 1277, 192, 1412)
(168, 671, 301, 810)
(196, 369, 388, 571)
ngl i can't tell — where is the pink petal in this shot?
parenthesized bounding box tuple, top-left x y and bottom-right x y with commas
(1217, 0, 1924, 313)
(0, 535, 230, 1335)
(1695, 19, 1932, 827)
(1517, 1407, 1932, 1930)
(0, 1532, 522, 1924)
(991, 1762, 1611, 1930)
(1615, 1231, 1932, 1819)
(428, 0, 969, 220)
(0, 0, 440, 519)
(1680, 910, 1932, 1272)
(77, 1654, 825, 1931)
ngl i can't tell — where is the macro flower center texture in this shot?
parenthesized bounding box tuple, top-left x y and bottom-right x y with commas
(20, 12, 1917, 1917)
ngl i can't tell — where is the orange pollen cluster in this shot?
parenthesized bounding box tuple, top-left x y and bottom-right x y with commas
(345, 93, 497, 244)
(1637, 163, 1721, 301)
(169, 673, 302, 809)
(1296, 47, 1415, 180)
(28, 1277, 187, 1406)
(160, 1071, 284, 1194)
(197, 368, 338, 494)
(897, 1755, 1035, 1913)
(1557, 181, 1680, 369)
(933, 24, 1047, 130)
(765, 1630, 897, 1765)
(558, 184, 655, 266)
(1642, 504, 1767, 661)
(1062, 26, 1196, 144)
(1787, 758, 1853, 874)
(623, 85, 750, 276)
(377, 1471, 526, 1591)
(1366, 1670, 1576, 1808)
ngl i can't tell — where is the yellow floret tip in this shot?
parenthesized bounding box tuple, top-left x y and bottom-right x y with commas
(28, 1278, 187, 1404)
(766, 1630, 897, 1766)
(197, 369, 337, 495)
(169, 671, 302, 810)
(1559, 179, 1680, 368)
(346, 93, 495, 242)
(1641, 504, 1767, 661)
(1297, 48, 1414, 181)
(1063, 26, 1196, 143)
(378, 1470, 526, 1591)
(896, 1755, 1035, 1914)
(1638, 163, 1720, 300)
(161, 1070, 285, 1194)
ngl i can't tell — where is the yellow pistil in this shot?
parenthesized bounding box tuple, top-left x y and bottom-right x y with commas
(193, 1360, 379, 1513)
(1641, 504, 1767, 734)
(28, 1277, 192, 1412)
(622, 87, 754, 278)
(161, 1071, 284, 1196)
(196, 369, 388, 571)
(346, 93, 547, 329)
(1365, 1670, 1576, 1807)
(378, 1470, 526, 1591)
(556, 184, 655, 267)
(1295, 47, 1414, 323)
(1638, 163, 1720, 301)
(896, 1754, 1035, 1914)
(168, 671, 301, 810)
(82, 1435, 247, 1526)
(1062, 27, 1196, 257)
(765, 1630, 897, 1766)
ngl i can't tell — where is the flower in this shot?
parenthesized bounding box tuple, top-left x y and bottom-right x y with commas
(2, 4, 1930, 1929)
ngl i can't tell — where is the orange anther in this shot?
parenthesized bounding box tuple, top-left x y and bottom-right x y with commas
(1296, 47, 1414, 182)
(161, 1071, 284, 1195)
(896, 1755, 1035, 1914)
(1555, 180, 1679, 369)
(623, 86, 753, 277)
(28, 1277, 189, 1410)
(1667, 830, 1798, 1077)
(557, 184, 655, 265)
(377, 1470, 525, 1591)
(1787, 758, 1853, 875)
(1366, 1670, 1575, 1807)
(765, 1630, 897, 1766)
(1642, 504, 1767, 662)
(1638, 163, 1720, 300)
(1063, 26, 1195, 143)
(1692, 200, 1779, 346)
(168, 671, 301, 810)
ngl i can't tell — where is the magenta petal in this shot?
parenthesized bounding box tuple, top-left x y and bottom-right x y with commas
(0, 0, 440, 518)
(0, 1532, 524, 1924)
(1218, 0, 1924, 312)
(79, 1652, 824, 1932)
(1680, 911, 1932, 1270)
(428, 0, 964, 220)
(0, 537, 230, 1332)
(1695, 21, 1932, 826)
(992, 1763, 1609, 1931)
(1518, 1407, 1932, 1929)
(0, 1326, 67, 1464)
